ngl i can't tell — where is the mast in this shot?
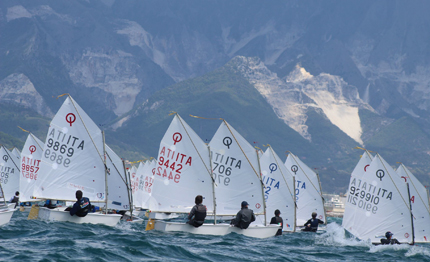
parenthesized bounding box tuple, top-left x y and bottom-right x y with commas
(208, 146, 217, 225)
(102, 131, 108, 215)
(407, 183, 415, 245)
(292, 176, 297, 232)
(315, 172, 327, 224)
(256, 149, 266, 225)
(123, 160, 133, 220)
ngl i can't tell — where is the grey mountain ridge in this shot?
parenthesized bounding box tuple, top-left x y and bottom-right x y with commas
(2, 0, 430, 192)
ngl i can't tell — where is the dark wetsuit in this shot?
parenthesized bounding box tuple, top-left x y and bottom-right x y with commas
(270, 216, 283, 236)
(10, 196, 19, 208)
(70, 197, 91, 217)
(234, 207, 256, 229)
(187, 204, 207, 227)
(380, 238, 400, 245)
(303, 218, 324, 232)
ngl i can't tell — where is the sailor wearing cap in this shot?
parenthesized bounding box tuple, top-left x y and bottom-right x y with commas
(232, 201, 256, 229)
(380, 231, 400, 245)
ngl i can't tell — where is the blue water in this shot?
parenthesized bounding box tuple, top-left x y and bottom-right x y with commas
(1, 213, 429, 261)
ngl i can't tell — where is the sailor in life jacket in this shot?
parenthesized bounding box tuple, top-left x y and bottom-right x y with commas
(9, 191, 19, 208)
(187, 195, 207, 227)
(69, 190, 91, 217)
(302, 212, 324, 232)
(380, 231, 400, 245)
(270, 209, 283, 236)
(233, 201, 256, 229)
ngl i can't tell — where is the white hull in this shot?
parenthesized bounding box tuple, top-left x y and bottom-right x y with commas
(153, 221, 231, 236)
(38, 207, 122, 226)
(229, 225, 280, 239)
(7, 203, 17, 209)
(0, 209, 16, 226)
(148, 212, 179, 220)
(153, 221, 280, 238)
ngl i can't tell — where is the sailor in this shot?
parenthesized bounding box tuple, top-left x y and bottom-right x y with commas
(270, 209, 283, 236)
(232, 201, 256, 229)
(9, 191, 19, 208)
(69, 190, 91, 217)
(187, 195, 207, 227)
(380, 231, 400, 245)
(43, 199, 57, 209)
(302, 212, 324, 232)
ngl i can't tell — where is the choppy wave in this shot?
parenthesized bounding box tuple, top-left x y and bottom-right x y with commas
(1, 212, 429, 261)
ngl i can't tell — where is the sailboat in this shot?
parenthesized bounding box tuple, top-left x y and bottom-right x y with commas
(148, 113, 231, 235)
(342, 153, 414, 244)
(396, 164, 430, 243)
(148, 114, 279, 238)
(0, 145, 20, 203)
(342, 150, 373, 234)
(208, 119, 279, 238)
(0, 182, 16, 226)
(257, 146, 296, 232)
(33, 94, 122, 226)
(284, 152, 326, 227)
(19, 132, 45, 213)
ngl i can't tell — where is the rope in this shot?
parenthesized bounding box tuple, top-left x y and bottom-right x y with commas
(377, 154, 410, 211)
(400, 164, 430, 216)
(67, 95, 104, 164)
(30, 133, 44, 149)
(1, 145, 20, 172)
(223, 120, 263, 184)
(105, 148, 127, 185)
(175, 114, 214, 183)
(269, 146, 295, 200)
(288, 152, 321, 196)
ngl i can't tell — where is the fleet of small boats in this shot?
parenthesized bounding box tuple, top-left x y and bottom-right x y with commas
(2, 94, 427, 241)
(342, 150, 429, 244)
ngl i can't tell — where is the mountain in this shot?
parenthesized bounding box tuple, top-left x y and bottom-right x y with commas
(2, 1, 430, 192)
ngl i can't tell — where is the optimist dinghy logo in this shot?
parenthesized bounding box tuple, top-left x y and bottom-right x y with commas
(376, 169, 385, 181)
(65, 113, 76, 127)
(364, 164, 370, 171)
(405, 233, 410, 238)
(2, 155, 8, 162)
(269, 163, 277, 173)
(223, 137, 232, 149)
(29, 145, 36, 154)
(255, 203, 261, 209)
(172, 132, 182, 145)
(291, 165, 298, 174)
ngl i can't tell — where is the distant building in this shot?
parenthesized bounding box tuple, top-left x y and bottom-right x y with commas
(323, 193, 346, 217)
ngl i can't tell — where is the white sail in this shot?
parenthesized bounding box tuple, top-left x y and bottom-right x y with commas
(344, 154, 413, 244)
(0, 146, 20, 200)
(259, 146, 296, 231)
(105, 144, 131, 210)
(131, 162, 143, 208)
(208, 120, 265, 216)
(19, 133, 44, 202)
(34, 96, 106, 202)
(396, 164, 430, 243)
(11, 148, 21, 161)
(342, 151, 373, 232)
(150, 114, 214, 213)
(142, 159, 157, 209)
(284, 153, 325, 225)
